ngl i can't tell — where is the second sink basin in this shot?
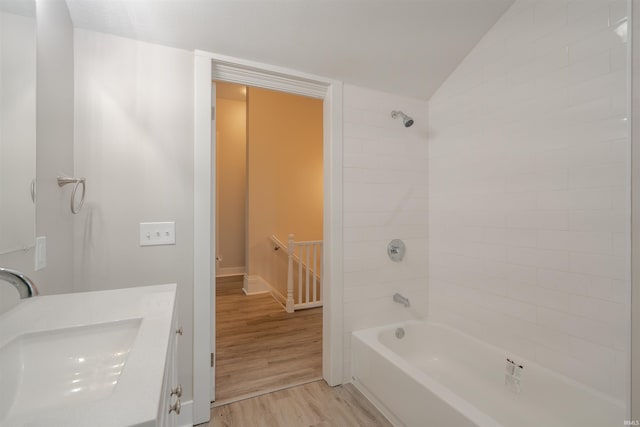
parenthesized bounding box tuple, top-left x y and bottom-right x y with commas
(0, 318, 141, 422)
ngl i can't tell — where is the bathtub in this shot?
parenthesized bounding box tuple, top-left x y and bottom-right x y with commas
(351, 321, 625, 427)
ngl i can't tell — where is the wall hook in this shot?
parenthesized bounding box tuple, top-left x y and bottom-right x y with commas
(57, 175, 86, 214)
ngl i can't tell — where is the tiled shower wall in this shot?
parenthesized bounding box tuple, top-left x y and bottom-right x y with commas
(342, 84, 429, 381)
(428, 0, 629, 400)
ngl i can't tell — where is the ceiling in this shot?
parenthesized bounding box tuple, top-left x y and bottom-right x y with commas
(65, 0, 514, 100)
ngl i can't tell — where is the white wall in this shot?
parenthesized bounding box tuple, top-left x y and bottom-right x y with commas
(0, 0, 75, 313)
(631, 0, 639, 418)
(73, 30, 194, 401)
(342, 84, 429, 381)
(0, 11, 36, 255)
(428, 0, 629, 401)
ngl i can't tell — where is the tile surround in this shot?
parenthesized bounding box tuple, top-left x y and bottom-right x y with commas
(428, 0, 629, 400)
(342, 84, 429, 381)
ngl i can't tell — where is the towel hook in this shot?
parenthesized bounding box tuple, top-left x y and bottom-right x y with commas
(57, 175, 86, 214)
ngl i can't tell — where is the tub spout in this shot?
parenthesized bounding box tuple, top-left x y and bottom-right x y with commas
(0, 268, 39, 298)
(393, 293, 410, 308)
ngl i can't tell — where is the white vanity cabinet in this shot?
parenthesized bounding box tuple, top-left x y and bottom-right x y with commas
(158, 307, 182, 427)
(0, 284, 180, 427)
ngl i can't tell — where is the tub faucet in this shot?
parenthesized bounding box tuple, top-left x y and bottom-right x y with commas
(393, 292, 410, 308)
(0, 268, 39, 299)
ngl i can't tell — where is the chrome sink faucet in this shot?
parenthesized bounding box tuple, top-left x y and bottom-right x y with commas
(393, 292, 410, 308)
(0, 268, 39, 298)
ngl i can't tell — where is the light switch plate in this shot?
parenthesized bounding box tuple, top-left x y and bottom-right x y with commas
(139, 222, 176, 246)
(35, 236, 46, 271)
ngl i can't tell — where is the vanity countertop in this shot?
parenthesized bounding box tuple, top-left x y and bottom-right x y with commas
(0, 283, 177, 427)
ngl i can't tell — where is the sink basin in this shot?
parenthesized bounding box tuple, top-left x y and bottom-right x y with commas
(0, 284, 176, 427)
(0, 319, 141, 421)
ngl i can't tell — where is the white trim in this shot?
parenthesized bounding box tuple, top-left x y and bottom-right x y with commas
(294, 301, 323, 310)
(198, 50, 329, 99)
(242, 274, 269, 294)
(243, 274, 288, 307)
(193, 50, 344, 424)
(351, 380, 400, 427)
(193, 53, 213, 424)
(177, 399, 194, 427)
(216, 266, 245, 277)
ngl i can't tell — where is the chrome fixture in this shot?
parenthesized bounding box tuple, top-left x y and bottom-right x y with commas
(505, 358, 524, 394)
(57, 175, 86, 214)
(0, 267, 39, 298)
(387, 239, 406, 262)
(393, 292, 410, 308)
(391, 110, 414, 127)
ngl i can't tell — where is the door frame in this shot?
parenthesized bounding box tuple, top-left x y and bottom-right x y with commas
(193, 51, 344, 424)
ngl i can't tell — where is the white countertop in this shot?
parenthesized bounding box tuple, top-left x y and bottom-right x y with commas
(0, 284, 177, 427)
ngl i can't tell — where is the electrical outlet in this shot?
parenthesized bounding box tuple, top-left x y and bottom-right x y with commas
(139, 222, 176, 246)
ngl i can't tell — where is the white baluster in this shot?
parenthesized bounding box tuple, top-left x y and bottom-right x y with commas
(286, 234, 295, 313)
(298, 242, 303, 305)
(305, 245, 311, 303)
(313, 244, 317, 303)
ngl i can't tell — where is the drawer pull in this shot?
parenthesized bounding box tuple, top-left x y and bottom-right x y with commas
(169, 398, 181, 415)
(176, 326, 183, 336)
(171, 384, 182, 398)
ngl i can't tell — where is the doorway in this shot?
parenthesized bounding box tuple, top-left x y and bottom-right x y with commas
(193, 52, 344, 424)
(214, 82, 324, 404)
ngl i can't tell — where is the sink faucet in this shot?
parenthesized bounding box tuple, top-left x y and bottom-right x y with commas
(0, 268, 39, 298)
(393, 292, 410, 308)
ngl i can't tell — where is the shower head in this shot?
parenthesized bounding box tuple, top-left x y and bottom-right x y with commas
(391, 110, 414, 127)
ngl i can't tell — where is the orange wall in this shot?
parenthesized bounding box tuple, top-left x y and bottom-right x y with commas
(215, 98, 247, 271)
(247, 87, 323, 294)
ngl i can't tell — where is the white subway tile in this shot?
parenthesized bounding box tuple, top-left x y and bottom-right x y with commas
(568, 336, 623, 366)
(484, 228, 538, 248)
(568, 294, 626, 325)
(427, 0, 629, 397)
(569, 252, 625, 279)
(506, 247, 569, 270)
(537, 189, 613, 210)
(537, 306, 614, 347)
(569, 27, 626, 64)
(507, 210, 569, 230)
(587, 276, 626, 303)
(569, 163, 626, 189)
(537, 268, 589, 295)
(609, 1, 628, 25)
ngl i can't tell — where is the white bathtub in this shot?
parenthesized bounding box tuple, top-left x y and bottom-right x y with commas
(351, 321, 625, 427)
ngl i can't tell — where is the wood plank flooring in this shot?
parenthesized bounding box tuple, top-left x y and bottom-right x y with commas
(209, 380, 393, 427)
(215, 277, 322, 403)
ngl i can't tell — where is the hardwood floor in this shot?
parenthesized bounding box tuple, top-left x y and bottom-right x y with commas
(215, 276, 322, 404)
(209, 380, 393, 427)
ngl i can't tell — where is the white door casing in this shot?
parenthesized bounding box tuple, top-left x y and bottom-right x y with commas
(193, 51, 344, 425)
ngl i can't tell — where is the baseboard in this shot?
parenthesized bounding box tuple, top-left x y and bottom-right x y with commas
(243, 275, 270, 295)
(242, 275, 287, 308)
(216, 266, 245, 277)
(350, 380, 401, 427)
(178, 399, 193, 427)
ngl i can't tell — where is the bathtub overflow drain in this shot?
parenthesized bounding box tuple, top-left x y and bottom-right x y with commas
(395, 327, 405, 339)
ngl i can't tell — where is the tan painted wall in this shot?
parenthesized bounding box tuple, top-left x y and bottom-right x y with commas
(215, 98, 246, 273)
(246, 87, 323, 296)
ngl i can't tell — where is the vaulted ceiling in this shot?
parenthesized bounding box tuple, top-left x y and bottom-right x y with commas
(65, 0, 514, 100)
